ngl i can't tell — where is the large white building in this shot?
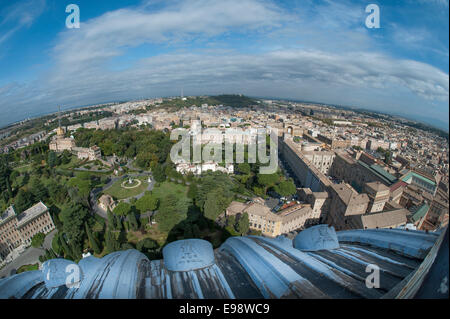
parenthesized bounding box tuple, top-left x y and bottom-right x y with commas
(176, 162, 234, 175)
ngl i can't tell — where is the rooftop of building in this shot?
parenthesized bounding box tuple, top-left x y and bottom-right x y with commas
(277, 204, 311, 219)
(369, 164, 397, 184)
(359, 209, 408, 229)
(411, 203, 430, 223)
(390, 180, 408, 193)
(0, 225, 446, 299)
(401, 171, 436, 186)
(365, 181, 390, 193)
(16, 202, 48, 228)
(226, 201, 249, 215)
(0, 206, 16, 225)
(283, 138, 332, 188)
(331, 183, 369, 205)
(312, 191, 329, 199)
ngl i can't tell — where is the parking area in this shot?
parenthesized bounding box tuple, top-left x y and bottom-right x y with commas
(0, 229, 56, 279)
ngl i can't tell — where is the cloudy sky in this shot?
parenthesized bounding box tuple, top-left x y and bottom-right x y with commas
(0, 0, 448, 130)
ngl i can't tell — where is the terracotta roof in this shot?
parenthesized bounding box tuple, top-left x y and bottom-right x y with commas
(390, 180, 407, 192)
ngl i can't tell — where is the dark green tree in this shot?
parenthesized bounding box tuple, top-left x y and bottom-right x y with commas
(105, 230, 118, 253)
(85, 222, 101, 254)
(113, 202, 131, 217)
(274, 180, 297, 197)
(183, 224, 194, 239)
(237, 163, 251, 175)
(47, 151, 59, 168)
(51, 233, 63, 256)
(136, 238, 158, 253)
(257, 173, 279, 194)
(0, 157, 12, 199)
(187, 183, 198, 199)
(115, 214, 123, 231)
(127, 211, 139, 231)
(107, 209, 116, 230)
(59, 204, 88, 255)
(70, 241, 82, 261)
(135, 193, 158, 213)
(237, 212, 250, 235)
(192, 224, 201, 238)
(30, 178, 48, 202)
(31, 232, 45, 248)
(48, 249, 57, 259)
(227, 215, 236, 228)
(59, 234, 73, 260)
(152, 164, 166, 182)
(14, 190, 33, 213)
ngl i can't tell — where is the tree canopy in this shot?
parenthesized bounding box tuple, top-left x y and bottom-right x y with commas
(274, 180, 297, 197)
(135, 193, 158, 213)
(113, 202, 132, 216)
(31, 232, 45, 248)
(155, 194, 187, 232)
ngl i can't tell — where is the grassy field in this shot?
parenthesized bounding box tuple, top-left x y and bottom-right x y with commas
(60, 156, 85, 169)
(127, 224, 168, 247)
(151, 181, 189, 200)
(16, 263, 39, 274)
(103, 176, 149, 200)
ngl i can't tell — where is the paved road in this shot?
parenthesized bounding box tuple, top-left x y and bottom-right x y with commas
(0, 230, 56, 279)
(74, 167, 111, 173)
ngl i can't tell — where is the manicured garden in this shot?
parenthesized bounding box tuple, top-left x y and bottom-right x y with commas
(103, 176, 149, 199)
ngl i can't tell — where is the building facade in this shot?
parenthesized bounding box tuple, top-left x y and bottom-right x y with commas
(0, 202, 55, 261)
(226, 201, 318, 237)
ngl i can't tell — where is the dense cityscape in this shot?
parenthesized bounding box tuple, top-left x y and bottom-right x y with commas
(0, 95, 448, 278)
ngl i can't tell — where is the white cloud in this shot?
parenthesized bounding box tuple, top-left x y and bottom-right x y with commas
(0, 0, 448, 128)
(4, 49, 448, 107)
(0, 0, 46, 45)
(52, 0, 284, 68)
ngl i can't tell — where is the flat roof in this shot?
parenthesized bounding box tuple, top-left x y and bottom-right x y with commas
(411, 204, 430, 223)
(401, 171, 436, 186)
(16, 202, 48, 227)
(0, 206, 16, 225)
(357, 160, 396, 185)
(370, 164, 397, 183)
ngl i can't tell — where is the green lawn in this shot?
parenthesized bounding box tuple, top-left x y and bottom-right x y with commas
(151, 181, 189, 200)
(13, 164, 32, 173)
(103, 176, 149, 200)
(59, 156, 84, 169)
(16, 263, 39, 274)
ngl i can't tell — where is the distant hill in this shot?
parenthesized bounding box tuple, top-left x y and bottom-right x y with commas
(212, 95, 257, 108)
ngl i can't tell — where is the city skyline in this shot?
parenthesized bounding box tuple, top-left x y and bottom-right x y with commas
(0, 0, 448, 130)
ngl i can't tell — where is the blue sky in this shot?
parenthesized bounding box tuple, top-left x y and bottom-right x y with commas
(0, 0, 448, 130)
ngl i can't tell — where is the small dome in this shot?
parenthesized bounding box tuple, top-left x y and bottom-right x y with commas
(42, 259, 82, 289)
(293, 224, 340, 251)
(163, 239, 214, 271)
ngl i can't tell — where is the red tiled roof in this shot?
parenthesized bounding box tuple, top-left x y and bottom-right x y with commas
(390, 180, 407, 192)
